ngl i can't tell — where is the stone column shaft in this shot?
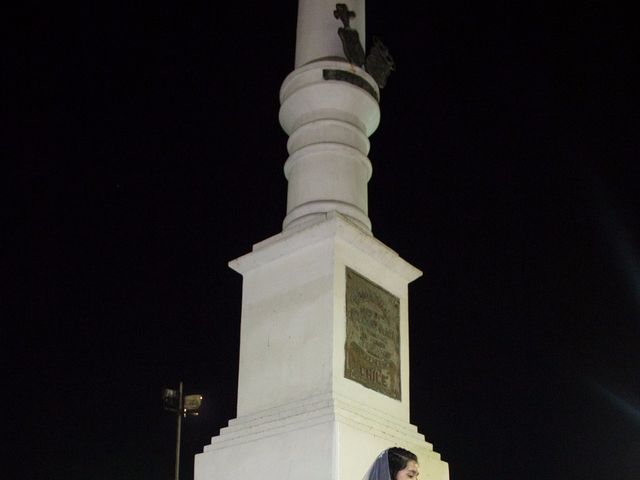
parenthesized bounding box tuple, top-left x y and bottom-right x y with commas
(280, 0, 379, 232)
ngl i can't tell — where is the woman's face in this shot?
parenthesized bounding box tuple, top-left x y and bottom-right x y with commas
(395, 460, 419, 480)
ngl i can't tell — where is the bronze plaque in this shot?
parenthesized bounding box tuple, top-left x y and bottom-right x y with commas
(345, 267, 401, 400)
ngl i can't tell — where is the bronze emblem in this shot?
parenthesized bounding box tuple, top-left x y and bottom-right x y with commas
(334, 4, 366, 67)
(365, 37, 395, 89)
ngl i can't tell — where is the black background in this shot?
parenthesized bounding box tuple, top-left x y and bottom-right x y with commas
(10, 2, 639, 479)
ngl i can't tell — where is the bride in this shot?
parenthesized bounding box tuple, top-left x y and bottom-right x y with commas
(363, 447, 419, 480)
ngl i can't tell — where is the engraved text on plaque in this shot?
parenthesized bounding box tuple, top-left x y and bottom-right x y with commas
(344, 267, 401, 399)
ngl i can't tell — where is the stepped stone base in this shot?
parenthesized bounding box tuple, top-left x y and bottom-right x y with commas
(195, 394, 448, 480)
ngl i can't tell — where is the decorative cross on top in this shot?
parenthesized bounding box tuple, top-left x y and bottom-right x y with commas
(334, 4, 356, 28)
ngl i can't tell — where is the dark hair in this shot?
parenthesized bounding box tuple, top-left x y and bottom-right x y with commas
(388, 447, 418, 479)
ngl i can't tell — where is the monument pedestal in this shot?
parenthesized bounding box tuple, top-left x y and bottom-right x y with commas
(194, 214, 448, 479)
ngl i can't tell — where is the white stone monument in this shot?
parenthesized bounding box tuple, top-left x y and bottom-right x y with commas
(195, 1, 449, 479)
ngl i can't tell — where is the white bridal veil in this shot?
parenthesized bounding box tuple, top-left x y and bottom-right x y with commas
(362, 450, 392, 480)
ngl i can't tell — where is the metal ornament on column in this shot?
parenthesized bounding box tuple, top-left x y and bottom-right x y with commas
(334, 3, 395, 89)
(334, 3, 366, 66)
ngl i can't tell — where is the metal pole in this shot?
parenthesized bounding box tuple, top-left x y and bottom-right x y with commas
(175, 381, 183, 480)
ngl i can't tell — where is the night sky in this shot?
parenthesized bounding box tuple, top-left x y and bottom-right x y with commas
(12, 2, 639, 479)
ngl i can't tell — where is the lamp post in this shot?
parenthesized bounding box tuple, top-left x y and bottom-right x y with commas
(163, 382, 203, 480)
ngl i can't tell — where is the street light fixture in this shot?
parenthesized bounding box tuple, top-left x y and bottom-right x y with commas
(163, 382, 203, 480)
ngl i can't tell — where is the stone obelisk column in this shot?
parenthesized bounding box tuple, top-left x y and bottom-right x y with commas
(195, 2, 449, 479)
(281, 0, 376, 232)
